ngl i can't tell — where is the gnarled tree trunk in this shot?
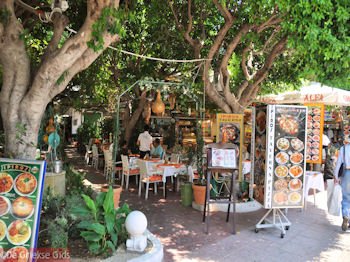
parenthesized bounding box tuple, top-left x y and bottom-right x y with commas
(0, 0, 120, 158)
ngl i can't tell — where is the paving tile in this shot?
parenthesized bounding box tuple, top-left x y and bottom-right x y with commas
(65, 147, 350, 262)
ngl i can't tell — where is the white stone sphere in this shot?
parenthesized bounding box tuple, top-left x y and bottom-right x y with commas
(125, 211, 148, 236)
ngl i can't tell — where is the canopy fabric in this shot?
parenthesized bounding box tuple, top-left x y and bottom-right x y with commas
(257, 82, 350, 106)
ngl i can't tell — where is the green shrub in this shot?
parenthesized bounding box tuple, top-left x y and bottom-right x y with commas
(76, 121, 101, 153)
(70, 187, 131, 256)
(65, 166, 93, 197)
(99, 116, 114, 141)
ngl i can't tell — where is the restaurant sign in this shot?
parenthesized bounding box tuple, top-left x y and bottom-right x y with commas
(216, 114, 244, 180)
(0, 158, 46, 261)
(264, 105, 307, 209)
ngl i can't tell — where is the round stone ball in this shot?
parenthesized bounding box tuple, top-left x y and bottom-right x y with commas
(125, 211, 148, 236)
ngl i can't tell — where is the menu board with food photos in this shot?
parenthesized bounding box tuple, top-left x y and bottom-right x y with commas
(264, 105, 307, 209)
(252, 106, 267, 206)
(343, 122, 350, 145)
(304, 103, 324, 163)
(0, 158, 46, 261)
(216, 114, 244, 180)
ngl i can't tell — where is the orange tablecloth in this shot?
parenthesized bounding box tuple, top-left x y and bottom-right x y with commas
(129, 154, 140, 157)
(156, 163, 183, 168)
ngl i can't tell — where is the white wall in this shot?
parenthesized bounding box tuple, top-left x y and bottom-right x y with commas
(71, 110, 83, 135)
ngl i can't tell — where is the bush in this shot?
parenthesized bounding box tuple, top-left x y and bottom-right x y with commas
(76, 121, 101, 153)
(99, 116, 114, 141)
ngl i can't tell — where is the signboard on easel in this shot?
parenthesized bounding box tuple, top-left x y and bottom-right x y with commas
(216, 114, 244, 180)
(0, 158, 46, 261)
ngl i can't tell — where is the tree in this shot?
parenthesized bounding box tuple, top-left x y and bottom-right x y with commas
(0, 0, 126, 158)
(167, 0, 349, 113)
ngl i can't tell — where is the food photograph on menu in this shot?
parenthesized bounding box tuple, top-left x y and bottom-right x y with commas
(304, 103, 324, 163)
(252, 107, 267, 206)
(344, 122, 350, 145)
(271, 105, 307, 208)
(0, 159, 46, 262)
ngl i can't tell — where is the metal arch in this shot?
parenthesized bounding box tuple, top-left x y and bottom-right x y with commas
(111, 80, 204, 184)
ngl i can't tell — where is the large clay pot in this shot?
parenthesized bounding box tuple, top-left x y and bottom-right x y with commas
(152, 91, 165, 116)
(192, 184, 206, 205)
(101, 185, 123, 209)
(46, 118, 56, 135)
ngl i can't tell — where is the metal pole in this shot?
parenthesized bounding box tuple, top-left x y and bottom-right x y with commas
(111, 80, 141, 184)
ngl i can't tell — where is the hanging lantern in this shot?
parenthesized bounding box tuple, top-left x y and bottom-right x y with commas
(152, 91, 165, 116)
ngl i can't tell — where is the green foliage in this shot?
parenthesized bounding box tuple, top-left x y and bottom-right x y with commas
(65, 166, 94, 197)
(87, 7, 130, 52)
(195, 122, 205, 185)
(0, 9, 10, 25)
(46, 216, 69, 248)
(76, 121, 101, 153)
(56, 71, 70, 86)
(98, 117, 114, 141)
(70, 186, 131, 256)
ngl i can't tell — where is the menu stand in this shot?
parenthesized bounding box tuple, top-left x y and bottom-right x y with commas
(202, 143, 238, 235)
(255, 209, 291, 238)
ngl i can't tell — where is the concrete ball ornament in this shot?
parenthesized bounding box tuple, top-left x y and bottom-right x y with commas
(125, 211, 148, 252)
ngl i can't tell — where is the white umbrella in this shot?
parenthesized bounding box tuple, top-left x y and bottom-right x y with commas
(257, 82, 350, 106)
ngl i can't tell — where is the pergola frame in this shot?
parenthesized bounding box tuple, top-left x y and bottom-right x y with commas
(110, 80, 204, 184)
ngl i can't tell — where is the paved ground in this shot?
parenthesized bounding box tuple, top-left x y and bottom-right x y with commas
(66, 147, 350, 262)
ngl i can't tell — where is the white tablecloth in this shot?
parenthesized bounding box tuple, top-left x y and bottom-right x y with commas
(304, 171, 325, 199)
(157, 164, 193, 183)
(242, 161, 251, 175)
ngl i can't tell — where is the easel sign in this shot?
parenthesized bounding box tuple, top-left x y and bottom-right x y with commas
(0, 158, 46, 262)
(216, 114, 244, 180)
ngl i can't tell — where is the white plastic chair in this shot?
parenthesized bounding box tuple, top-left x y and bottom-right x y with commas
(137, 159, 164, 200)
(170, 153, 180, 163)
(85, 145, 92, 164)
(92, 144, 103, 169)
(121, 155, 140, 190)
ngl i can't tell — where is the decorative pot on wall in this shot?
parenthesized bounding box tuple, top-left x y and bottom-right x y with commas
(46, 118, 56, 135)
(143, 103, 151, 124)
(169, 93, 176, 110)
(152, 91, 165, 116)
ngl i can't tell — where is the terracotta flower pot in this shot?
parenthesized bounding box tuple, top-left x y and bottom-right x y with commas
(101, 185, 122, 209)
(192, 184, 206, 205)
(46, 118, 56, 135)
(152, 91, 165, 116)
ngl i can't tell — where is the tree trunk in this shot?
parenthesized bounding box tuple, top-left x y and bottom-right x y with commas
(123, 90, 148, 144)
(0, 0, 120, 159)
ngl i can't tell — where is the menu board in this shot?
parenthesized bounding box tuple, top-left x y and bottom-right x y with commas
(252, 106, 267, 206)
(265, 105, 307, 209)
(216, 114, 244, 180)
(304, 103, 324, 163)
(0, 158, 46, 261)
(211, 149, 237, 168)
(343, 122, 350, 145)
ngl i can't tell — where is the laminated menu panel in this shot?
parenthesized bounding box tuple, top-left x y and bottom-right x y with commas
(0, 158, 46, 261)
(264, 105, 308, 209)
(304, 103, 325, 163)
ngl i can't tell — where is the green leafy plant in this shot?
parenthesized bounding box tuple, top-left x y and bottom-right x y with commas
(70, 186, 131, 256)
(98, 116, 114, 141)
(65, 166, 93, 197)
(76, 121, 101, 153)
(195, 122, 205, 185)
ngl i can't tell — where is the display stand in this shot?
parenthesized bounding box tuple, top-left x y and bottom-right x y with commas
(203, 143, 238, 234)
(255, 208, 291, 238)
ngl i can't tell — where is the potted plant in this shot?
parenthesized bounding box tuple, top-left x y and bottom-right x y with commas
(192, 123, 206, 205)
(101, 167, 122, 209)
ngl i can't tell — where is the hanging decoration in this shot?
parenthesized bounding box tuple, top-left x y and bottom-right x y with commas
(169, 93, 176, 110)
(142, 103, 151, 124)
(152, 91, 165, 116)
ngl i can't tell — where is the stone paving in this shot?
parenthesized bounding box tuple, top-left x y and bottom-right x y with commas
(66, 147, 350, 262)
